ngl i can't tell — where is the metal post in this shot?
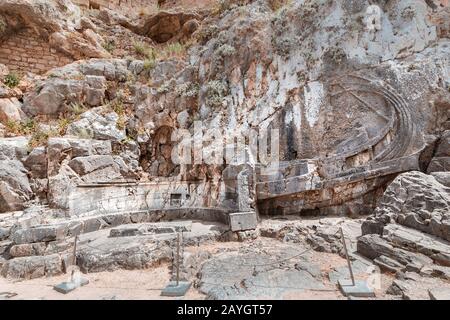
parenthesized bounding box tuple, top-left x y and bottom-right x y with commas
(176, 233, 180, 286)
(340, 227, 355, 286)
(72, 235, 78, 265)
(71, 235, 78, 283)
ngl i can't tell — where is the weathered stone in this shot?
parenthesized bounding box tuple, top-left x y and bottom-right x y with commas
(428, 287, 450, 300)
(0, 137, 29, 161)
(68, 155, 133, 181)
(427, 157, 450, 173)
(66, 107, 126, 141)
(83, 75, 107, 106)
(382, 224, 450, 266)
(0, 240, 12, 255)
(9, 242, 46, 257)
(0, 227, 11, 241)
(11, 225, 66, 245)
(0, 98, 24, 124)
(23, 78, 84, 116)
(24, 146, 47, 179)
(109, 221, 192, 237)
(362, 172, 450, 241)
(0, 160, 32, 213)
(79, 59, 129, 82)
(373, 255, 404, 273)
(420, 265, 450, 281)
(229, 211, 257, 231)
(357, 234, 433, 268)
(0, 254, 63, 279)
(429, 172, 450, 189)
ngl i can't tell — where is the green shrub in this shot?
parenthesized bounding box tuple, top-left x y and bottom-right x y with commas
(4, 73, 20, 88)
(143, 58, 156, 71)
(102, 40, 116, 53)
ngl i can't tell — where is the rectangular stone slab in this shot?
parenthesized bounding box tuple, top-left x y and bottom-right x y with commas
(161, 281, 191, 297)
(338, 279, 375, 298)
(229, 212, 257, 231)
(53, 277, 89, 294)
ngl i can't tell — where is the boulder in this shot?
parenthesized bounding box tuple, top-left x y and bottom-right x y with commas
(0, 98, 25, 124)
(66, 108, 126, 141)
(357, 234, 433, 268)
(22, 78, 83, 116)
(22, 77, 106, 116)
(1, 254, 63, 279)
(47, 167, 80, 210)
(0, 160, 32, 213)
(24, 146, 47, 179)
(361, 171, 450, 241)
(9, 242, 47, 257)
(46, 137, 112, 176)
(0, 137, 29, 161)
(68, 155, 133, 181)
(79, 59, 129, 82)
(11, 224, 66, 245)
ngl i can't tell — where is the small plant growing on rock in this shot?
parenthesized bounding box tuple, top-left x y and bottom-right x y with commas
(215, 44, 236, 57)
(5, 119, 52, 147)
(162, 42, 187, 59)
(270, 0, 292, 12)
(57, 117, 71, 135)
(110, 98, 125, 116)
(143, 58, 156, 71)
(133, 41, 147, 56)
(29, 129, 50, 148)
(212, 0, 231, 16)
(205, 80, 228, 108)
(157, 80, 172, 94)
(175, 82, 200, 98)
(102, 39, 116, 53)
(0, 17, 7, 34)
(69, 102, 87, 117)
(4, 73, 20, 88)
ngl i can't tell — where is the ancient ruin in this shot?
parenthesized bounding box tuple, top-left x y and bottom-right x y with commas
(0, 0, 449, 300)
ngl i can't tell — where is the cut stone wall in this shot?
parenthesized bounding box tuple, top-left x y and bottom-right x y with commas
(0, 29, 73, 75)
(74, 0, 159, 15)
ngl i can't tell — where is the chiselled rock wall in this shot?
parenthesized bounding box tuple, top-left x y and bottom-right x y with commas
(0, 0, 448, 219)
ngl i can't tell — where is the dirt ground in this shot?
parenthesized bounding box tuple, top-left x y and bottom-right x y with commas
(0, 238, 396, 300)
(0, 264, 205, 300)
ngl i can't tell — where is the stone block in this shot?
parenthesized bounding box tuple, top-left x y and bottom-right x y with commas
(1, 254, 62, 279)
(9, 242, 46, 257)
(11, 225, 66, 244)
(428, 288, 450, 300)
(229, 211, 257, 231)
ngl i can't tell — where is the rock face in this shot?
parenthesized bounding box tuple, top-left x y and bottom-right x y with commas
(428, 131, 450, 173)
(0, 98, 24, 124)
(358, 170, 450, 286)
(362, 171, 450, 241)
(0, 160, 32, 213)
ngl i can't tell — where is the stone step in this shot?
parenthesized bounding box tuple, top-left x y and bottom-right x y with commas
(8, 208, 229, 245)
(109, 221, 192, 238)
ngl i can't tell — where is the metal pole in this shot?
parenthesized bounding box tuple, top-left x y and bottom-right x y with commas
(176, 233, 180, 286)
(72, 235, 78, 266)
(71, 234, 78, 283)
(340, 227, 355, 286)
